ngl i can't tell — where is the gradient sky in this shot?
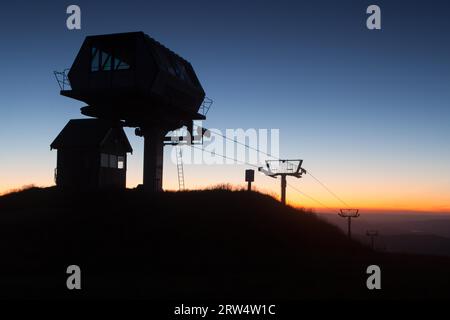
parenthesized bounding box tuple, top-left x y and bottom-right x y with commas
(1, 0, 450, 212)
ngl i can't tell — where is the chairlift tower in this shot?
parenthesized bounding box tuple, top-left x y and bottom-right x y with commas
(338, 209, 360, 239)
(366, 230, 379, 250)
(259, 160, 307, 205)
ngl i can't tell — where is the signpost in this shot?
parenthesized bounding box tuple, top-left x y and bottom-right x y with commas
(245, 169, 255, 191)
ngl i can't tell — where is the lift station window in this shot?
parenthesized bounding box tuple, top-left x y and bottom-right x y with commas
(167, 55, 192, 85)
(114, 58, 130, 70)
(152, 47, 191, 84)
(91, 48, 100, 71)
(91, 47, 130, 72)
(176, 61, 190, 82)
(102, 52, 112, 71)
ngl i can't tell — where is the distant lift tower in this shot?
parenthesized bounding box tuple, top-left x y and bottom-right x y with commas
(338, 209, 360, 239)
(259, 160, 307, 205)
(366, 230, 379, 250)
(57, 32, 209, 192)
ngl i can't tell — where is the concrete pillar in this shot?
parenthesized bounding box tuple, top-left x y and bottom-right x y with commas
(143, 129, 164, 192)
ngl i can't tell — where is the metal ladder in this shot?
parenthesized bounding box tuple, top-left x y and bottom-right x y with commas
(176, 145, 185, 191)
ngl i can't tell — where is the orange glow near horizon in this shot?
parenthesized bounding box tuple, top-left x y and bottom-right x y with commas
(2, 163, 450, 215)
(2, 138, 449, 213)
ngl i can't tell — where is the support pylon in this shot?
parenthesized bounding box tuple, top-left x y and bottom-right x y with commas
(259, 160, 306, 205)
(338, 209, 360, 239)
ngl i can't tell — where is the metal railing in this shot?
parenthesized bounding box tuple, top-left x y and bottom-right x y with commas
(199, 96, 213, 116)
(53, 69, 71, 90)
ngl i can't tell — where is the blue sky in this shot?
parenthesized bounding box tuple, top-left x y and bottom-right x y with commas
(1, 0, 450, 211)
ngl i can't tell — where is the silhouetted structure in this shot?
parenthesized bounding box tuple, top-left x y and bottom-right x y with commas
(338, 209, 360, 239)
(366, 229, 379, 250)
(57, 32, 207, 191)
(51, 119, 132, 189)
(245, 169, 254, 191)
(259, 160, 306, 204)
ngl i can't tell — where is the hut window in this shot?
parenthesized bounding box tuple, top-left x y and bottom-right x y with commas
(101, 153, 109, 167)
(118, 156, 125, 169)
(101, 154, 123, 169)
(109, 155, 117, 168)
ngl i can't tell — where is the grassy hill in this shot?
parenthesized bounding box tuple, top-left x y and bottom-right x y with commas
(0, 187, 449, 299)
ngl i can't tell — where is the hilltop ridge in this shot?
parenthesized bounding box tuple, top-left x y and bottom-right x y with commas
(0, 187, 449, 299)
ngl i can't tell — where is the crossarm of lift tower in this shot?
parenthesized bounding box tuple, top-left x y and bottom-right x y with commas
(338, 209, 360, 218)
(258, 160, 307, 178)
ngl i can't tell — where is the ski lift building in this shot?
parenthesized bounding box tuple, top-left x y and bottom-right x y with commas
(57, 31, 207, 192)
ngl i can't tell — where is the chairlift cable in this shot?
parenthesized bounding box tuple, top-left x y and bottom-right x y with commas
(188, 144, 260, 169)
(188, 144, 333, 210)
(305, 171, 350, 208)
(286, 182, 335, 211)
(217, 133, 280, 160)
(203, 130, 351, 208)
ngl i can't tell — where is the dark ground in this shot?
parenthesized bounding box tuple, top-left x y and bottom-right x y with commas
(0, 187, 449, 300)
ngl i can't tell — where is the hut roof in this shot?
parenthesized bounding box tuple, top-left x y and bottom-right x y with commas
(50, 119, 132, 152)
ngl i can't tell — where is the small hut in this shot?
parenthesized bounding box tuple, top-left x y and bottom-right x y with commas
(50, 119, 132, 189)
